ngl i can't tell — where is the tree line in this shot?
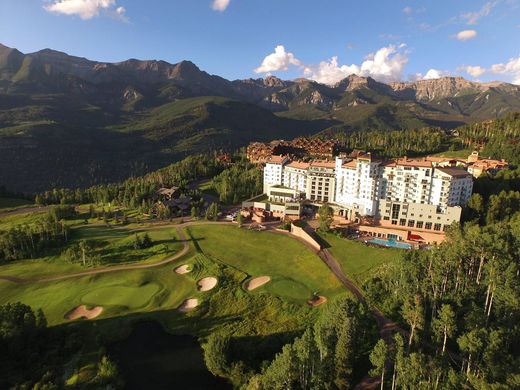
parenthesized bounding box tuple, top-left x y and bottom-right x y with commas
(0, 205, 76, 261)
(0, 302, 122, 389)
(34, 154, 227, 207)
(331, 127, 447, 157)
(203, 296, 378, 389)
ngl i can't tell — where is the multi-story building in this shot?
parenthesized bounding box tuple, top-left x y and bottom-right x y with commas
(263, 155, 289, 193)
(255, 151, 475, 243)
(429, 167, 473, 207)
(381, 158, 434, 205)
(335, 152, 382, 219)
(282, 161, 309, 194)
(307, 161, 336, 203)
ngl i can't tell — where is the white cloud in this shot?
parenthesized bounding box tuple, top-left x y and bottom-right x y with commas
(212, 0, 230, 11)
(254, 44, 409, 84)
(456, 29, 478, 41)
(254, 45, 302, 73)
(304, 44, 409, 84)
(402, 6, 413, 14)
(422, 69, 450, 79)
(458, 56, 520, 84)
(462, 1, 499, 25)
(43, 0, 127, 21)
(461, 65, 486, 78)
(490, 56, 520, 84)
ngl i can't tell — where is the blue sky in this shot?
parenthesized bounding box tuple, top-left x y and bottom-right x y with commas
(1, 0, 519, 84)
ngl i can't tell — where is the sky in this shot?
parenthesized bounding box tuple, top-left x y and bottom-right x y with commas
(1, 0, 520, 85)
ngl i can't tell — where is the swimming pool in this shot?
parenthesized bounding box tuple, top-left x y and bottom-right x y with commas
(367, 238, 412, 250)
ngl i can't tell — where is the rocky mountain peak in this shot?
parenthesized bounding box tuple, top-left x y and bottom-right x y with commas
(263, 75, 286, 88)
(335, 74, 370, 91)
(390, 76, 486, 101)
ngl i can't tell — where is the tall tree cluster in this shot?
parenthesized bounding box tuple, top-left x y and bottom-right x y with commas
(0, 205, 75, 261)
(211, 161, 262, 204)
(458, 112, 520, 164)
(245, 297, 378, 389)
(364, 215, 520, 388)
(330, 128, 447, 157)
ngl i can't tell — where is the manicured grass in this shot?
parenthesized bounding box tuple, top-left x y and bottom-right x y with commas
(0, 224, 184, 278)
(186, 224, 344, 302)
(317, 232, 402, 282)
(0, 263, 196, 326)
(0, 197, 33, 209)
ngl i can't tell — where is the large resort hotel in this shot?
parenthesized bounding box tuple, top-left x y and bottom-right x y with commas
(243, 150, 477, 245)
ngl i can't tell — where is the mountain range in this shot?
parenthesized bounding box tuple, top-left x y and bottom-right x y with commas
(1, 42, 520, 192)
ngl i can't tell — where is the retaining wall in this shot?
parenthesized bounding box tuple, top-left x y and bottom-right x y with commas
(290, 222, 322, 251)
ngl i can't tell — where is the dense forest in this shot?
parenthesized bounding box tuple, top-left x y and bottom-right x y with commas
(458, 112, 520, 164)
(328, 127, 448, 157)
(360, 172, 520, 388)
(0, 303, 121, 389)
(211, 160, 263, 204)
(34, 154, 227, 207)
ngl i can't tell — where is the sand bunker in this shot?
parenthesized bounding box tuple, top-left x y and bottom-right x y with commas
(246, 276, 271, 291)
(175, 264, 191, 274)
(178, 298, 199, 312)
(198, 277, 218, 292)
(65, 305, 103, 320)
(307, 296, 327, 307)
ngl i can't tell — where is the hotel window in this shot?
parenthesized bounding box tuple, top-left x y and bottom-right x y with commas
(391, 204, 401, 220)
(425, 222, 433, 230)
(399, 219, 406, 226)
(383, 216, 390, 221)
(408, 220, 415, 227)
(391, 220, 398, 225)
(434, 223, 442, 231)
(416, 221, 424, 229)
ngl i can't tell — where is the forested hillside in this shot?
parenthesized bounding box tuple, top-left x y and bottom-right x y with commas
(2, 43, 520, 192)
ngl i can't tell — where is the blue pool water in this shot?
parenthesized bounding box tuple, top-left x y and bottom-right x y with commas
(367, 238, 412, 249)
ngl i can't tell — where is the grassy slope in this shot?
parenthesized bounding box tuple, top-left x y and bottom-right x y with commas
(0, 222, 346, 324)
(0, 224, 183, 278)
(186, 224, 344, 301)
(318, 232, 401, 283)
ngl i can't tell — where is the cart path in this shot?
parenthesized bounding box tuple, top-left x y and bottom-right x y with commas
(0, 221, 232, 285)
